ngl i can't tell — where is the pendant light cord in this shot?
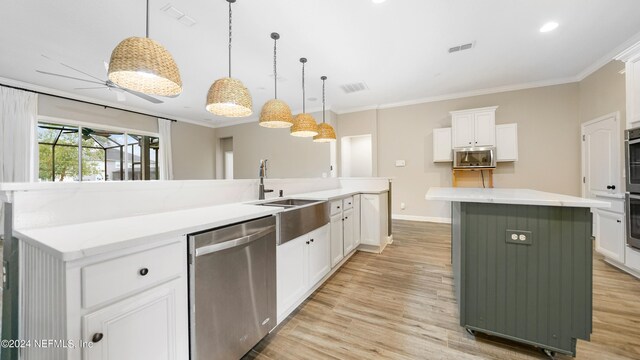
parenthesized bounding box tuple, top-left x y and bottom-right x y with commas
(228, 1, 233, 78)
(322, 77, 326, 124)
(302, 61, 306, 113)
(273, 37, 277, 99)
(145, 0, 150, 38)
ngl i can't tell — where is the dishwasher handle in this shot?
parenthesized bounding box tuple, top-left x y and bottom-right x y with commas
(195, 225, 275, 257)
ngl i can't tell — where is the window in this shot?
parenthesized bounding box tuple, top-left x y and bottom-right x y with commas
(37, 121, 160, 182)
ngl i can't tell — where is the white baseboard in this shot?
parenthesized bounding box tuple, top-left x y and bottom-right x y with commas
(603, 258, 640, 280)
(392, 214, 452, 224)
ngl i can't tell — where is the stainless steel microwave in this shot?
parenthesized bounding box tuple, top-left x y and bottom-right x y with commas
(453, 147, 496, 169)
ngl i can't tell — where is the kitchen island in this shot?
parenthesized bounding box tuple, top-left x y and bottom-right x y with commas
(426, 187, 609, 358)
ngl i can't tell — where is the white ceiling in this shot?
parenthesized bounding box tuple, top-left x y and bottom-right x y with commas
(2, 0, 640, 128)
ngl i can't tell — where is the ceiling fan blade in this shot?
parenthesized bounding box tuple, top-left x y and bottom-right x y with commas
(74, 87, 107, 90)
(121, 88, 163, 104)
(59, 62, 104, 82)
(36, 70, 105, 85)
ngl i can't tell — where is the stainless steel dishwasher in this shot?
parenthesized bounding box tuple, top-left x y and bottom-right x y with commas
(188, 216, 276, 360)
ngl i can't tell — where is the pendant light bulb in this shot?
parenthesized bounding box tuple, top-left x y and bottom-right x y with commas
(108, 0, 182, 97)
(291, 58, 318, 137)
(259, 32, 293, 128)
(206, 0, 253, 118)
(314, 75, 337, 142)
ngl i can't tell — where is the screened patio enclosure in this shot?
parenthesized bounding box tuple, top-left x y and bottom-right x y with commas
(37, 123, 160, 182)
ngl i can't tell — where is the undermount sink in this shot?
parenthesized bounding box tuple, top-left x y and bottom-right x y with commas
(257, 198, 320, 208)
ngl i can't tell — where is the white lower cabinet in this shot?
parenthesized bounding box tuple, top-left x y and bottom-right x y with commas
(353, 195, 362, 247)
(626, 245, 640, 272)
(361, 193, 389, 251)
(83, 279, 183, 360)
(343, 208, 355, 254)
(330, 213, 344, 267)
(19, 236, 189, 360)
(307, 224, 331, 287)
(276, 233, 309, 319)
(276, 223, 330, 322)
(595, 209, 625, 263)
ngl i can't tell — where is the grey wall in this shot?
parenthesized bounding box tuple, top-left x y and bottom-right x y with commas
(38, 95, 217, 180)
(215, 110, 336, 179)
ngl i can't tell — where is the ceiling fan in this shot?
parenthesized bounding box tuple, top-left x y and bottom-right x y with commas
(36, 59, 163, 104)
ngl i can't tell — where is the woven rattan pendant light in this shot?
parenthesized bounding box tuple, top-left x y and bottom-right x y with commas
(260, 33, 293, 128)
(259, 33, 293, 128)
(290, 58, 318, 137)
(108, 0, 182, 97)
(313, 76, 337, 142)
(206, 0, 253, 117)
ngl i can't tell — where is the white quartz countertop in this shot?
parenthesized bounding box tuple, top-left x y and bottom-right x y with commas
(425, 187, 611, 208)
(293, 188, 388, 201)
(17, 203, 283, 262)
(15, 187, 389, 262)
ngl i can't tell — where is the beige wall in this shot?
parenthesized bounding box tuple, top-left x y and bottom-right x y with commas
(37, 95, 217, 180)
(578, 60, 626, 182)
(579, 61, 626, 124)
(215, 111, 336, 179)
(336, 109, 378, 177)
(338, 61, 627, 220)
(372, 84, 581, 219)
(171, 121, 217, 180)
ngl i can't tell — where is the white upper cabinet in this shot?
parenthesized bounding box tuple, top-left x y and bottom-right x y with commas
(616, 41, 640, 129)
(433, 128, 453, 162)
(473, 110, 497, 146)
(495, 123, 518, 162)
(451, 106, 497, 148)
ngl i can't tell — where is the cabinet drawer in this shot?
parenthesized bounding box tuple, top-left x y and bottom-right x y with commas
(342, 196, 354, 210)
(330, 200, 343, 215)
(82, 242, 183, 309)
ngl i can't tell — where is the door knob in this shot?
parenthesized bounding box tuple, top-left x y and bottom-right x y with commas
(91, 333, 104, 343)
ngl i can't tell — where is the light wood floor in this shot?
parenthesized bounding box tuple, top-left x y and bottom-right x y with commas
(245, 220, 640, 360)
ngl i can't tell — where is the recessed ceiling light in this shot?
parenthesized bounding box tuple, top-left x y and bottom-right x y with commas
(540, 22, 559, 33)
(372, 0, 386, 4)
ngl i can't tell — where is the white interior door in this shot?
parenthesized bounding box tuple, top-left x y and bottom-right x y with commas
(582, 113, 620, 199)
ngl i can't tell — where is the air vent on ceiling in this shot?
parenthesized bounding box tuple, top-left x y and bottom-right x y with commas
(340, 82, 369, 94)
(161, 3, 197, 27)
(449, 42, 475, 53)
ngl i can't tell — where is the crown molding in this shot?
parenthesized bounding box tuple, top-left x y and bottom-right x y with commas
(580, 30, 640, 79)
(334, 76, 577, 115)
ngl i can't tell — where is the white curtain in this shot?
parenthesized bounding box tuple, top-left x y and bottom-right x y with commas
(0, 86, 38, 237)
(158, 118, 174, 180)
(0, 86, 38, 183)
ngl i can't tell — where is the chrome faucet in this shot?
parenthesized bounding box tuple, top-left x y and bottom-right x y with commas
(258, 159, 274, 200)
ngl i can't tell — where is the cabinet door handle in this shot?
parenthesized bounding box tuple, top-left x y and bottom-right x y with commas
(345, 216, 349, 220)
(91, 333, 104, 343)
(617, 220, 622, 223)
(139, 268, 149, 276)
(337, 206, 341, 209)
(607, 185, 616, 190)
(306, 241, 310, 245)
(310, 238, 314, 242)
